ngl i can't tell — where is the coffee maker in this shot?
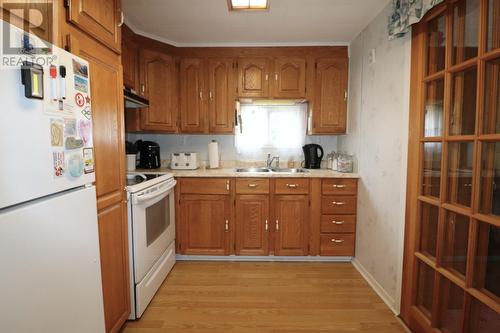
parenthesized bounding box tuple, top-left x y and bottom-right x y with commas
(302, 144, 324, 169)
(136, 140, 161, 169)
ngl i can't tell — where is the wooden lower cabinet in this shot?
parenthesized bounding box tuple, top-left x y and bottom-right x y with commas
(179, 194, 231, 255)
(97, 202, 130, 333)
(235, 195, 269, 255)
(176, 177, 357, 257)
(274, 195, 309, 256)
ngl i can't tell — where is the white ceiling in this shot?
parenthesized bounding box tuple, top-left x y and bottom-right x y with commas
(122, 0, 391, 47)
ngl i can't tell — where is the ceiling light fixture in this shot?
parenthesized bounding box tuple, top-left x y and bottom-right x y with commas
(228, 0, 270, 11)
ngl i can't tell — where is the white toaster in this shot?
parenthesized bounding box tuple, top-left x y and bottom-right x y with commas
(170, 152, 199, 170)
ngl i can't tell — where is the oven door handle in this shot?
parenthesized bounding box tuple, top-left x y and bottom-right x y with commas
(134, 182, 176, 204)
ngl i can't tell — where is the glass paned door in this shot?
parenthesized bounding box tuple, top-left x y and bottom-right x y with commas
(402, 1, 500, 331)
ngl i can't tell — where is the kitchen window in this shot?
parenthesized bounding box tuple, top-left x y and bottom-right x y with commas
(235, 103, 307, 158)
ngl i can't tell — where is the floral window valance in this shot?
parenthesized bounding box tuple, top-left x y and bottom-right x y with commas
(389, 0, 444, 38)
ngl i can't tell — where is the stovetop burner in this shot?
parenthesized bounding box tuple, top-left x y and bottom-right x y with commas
(126, 173, 163, 186)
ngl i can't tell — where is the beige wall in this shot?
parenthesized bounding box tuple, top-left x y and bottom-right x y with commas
(339, 3, 411, 314)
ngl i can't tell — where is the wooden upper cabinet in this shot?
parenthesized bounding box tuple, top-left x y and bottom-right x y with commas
(311, 58, 348, 134)
(139, 49, 178, 132)
(179, 194, 231, 255)
(273, 57, 306, 98)
(66, 0, 121, 53)
(208, 58, 235, 133)
(238, 57, 270, 98)
(274, 195, 309, 256)
(121, 30, 138, 90)
(235, 195, 269, 256)
(180, 58, 207, 133)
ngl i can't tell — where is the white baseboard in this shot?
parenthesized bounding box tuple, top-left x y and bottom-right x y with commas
(176, 255, 353, 262)
(351, 258, 399, 315)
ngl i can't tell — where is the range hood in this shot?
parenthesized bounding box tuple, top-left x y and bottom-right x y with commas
(124, 88, 149, 108)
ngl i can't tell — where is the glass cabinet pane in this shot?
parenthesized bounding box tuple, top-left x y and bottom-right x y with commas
(487, 0, 500, 51)
(447, 142, 474, 207)
(480, 142, 500, 216)
(416, 260, 436, 319)
(466, 297, 500, 332)
(442, 212, 470, 277)
(427, 15, 446, 74)
(422, 142, 442, 198)
(483, 58, 500, 134)
(438, 278, 465, 333)
(452, 0, 479, 64)
(420, 203, 439, 257)
(474, 223, 500, 299)
(450, 67, 477, 135)
(424, 79, 444, 137)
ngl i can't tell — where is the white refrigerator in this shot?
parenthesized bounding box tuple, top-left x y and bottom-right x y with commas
(0, 22, 106, 333)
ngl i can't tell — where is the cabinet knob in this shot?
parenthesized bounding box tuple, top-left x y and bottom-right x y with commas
(332, 201, 345, 206)
(331, 239, 345, 243)
(331, 221, 345, 225)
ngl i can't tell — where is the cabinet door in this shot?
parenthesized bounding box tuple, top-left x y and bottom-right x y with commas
(97, 201, 130, 333)
(311, 58, 348, 134)
(139, 49, 178, 132)
(121, 31, 138, 90)
(237, 57, 270, 98)
(180, 58, 207, 133)
(208, 58, 235, 133)
(273, 57, 306, 98)
(66, 0, 121, 53)
(235, 195, 269, 255)
(274, 195, 309, 256)
(180, 194, 230, 255)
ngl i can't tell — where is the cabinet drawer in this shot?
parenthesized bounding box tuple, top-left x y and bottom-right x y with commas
(320, 234, 355, 256)
(322, 179, 357, 195)
(321, 196, 356, 214)
(320, 215, 356, 233)
(236, 179, 270, 194)
(275, 179, 309, 194)
(180, 178, 231, 194)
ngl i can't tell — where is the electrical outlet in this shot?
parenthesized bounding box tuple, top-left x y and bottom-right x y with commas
(368, 48, 376, 64)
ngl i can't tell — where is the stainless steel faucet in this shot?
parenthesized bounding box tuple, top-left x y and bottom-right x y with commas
(266, 153, 280, 168)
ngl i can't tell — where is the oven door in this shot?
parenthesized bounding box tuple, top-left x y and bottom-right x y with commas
(131, 178, 176, 283)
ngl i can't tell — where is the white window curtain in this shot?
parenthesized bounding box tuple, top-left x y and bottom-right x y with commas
(235, 103, 307, 160)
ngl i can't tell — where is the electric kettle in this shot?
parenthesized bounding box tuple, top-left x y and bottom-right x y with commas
(302, 144, 324, 169)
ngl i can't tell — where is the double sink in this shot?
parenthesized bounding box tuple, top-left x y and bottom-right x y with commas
(235, 167, 309, 173)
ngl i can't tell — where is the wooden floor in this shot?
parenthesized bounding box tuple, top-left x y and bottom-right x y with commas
(123, 262, 408, 333)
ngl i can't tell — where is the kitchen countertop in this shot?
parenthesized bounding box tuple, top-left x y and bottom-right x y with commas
(135, 167, 359, 179)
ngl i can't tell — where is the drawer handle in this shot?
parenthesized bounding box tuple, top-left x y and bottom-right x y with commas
(265, 220, 268, 231)
(332, 221, 345, 225)
(332, 201, 345, 206)
(332, 184, 346, 188)
(275, 220, 279, 231)
(248, 183, 258, 188)
(286, 184, 299, 188)
(226, 180, 230, 191)
(331, 239, 345, 243)
(225, 220, 229, 232)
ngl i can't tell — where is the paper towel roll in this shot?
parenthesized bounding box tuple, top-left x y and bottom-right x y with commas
(208, 140, 219, 169)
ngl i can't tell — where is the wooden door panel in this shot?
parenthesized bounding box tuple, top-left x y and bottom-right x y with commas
(208, 58, 235, 133)
(275, 195, 309, 256)
(235, 195, 269, 255)
(180, 194, 230, 255)
(67, 0, 121, 53)
(312, 58, 348, 134)
(238, 57, 269, 97)
(139, 49, 177, 132)
(66, 32, 125, 209)
(274, 57, 306, 98)
(180, 58, 206, 133)
(97, 201, 130, 333)
(122, 30, 138, 90)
